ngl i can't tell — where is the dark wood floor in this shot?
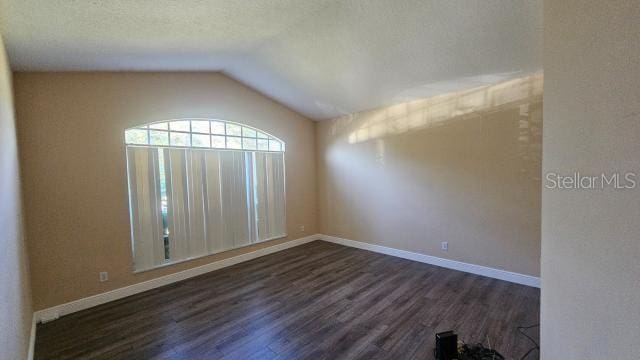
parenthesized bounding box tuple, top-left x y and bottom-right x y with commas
(35, 241, 540, 360)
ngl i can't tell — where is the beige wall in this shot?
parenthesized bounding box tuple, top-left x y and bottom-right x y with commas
(542, 1, 640, 359)
(317, 73, 542, 276)
(13, 72, 317, 310)
(0, 35, 33, 360)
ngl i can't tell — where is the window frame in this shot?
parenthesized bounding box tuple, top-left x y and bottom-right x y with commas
(124, 118, 285, 152)
(124, 118, 287, 273)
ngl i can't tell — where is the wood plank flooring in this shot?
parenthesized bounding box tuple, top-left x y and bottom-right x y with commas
(35, 241, 540, 359)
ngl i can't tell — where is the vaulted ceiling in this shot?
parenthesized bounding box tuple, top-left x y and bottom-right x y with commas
(0, 0, 542, 119)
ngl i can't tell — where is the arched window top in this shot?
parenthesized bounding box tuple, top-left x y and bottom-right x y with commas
(125, 118, 285, 152)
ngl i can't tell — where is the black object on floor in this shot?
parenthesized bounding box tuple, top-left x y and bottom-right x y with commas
(435, 330, 459, 360)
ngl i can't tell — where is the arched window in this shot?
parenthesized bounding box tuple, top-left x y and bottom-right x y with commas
(125, 118, 284, 151)
(125, 119, 286, 272)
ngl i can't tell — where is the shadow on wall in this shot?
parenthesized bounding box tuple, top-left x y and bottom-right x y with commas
(318, 72, 543, 276)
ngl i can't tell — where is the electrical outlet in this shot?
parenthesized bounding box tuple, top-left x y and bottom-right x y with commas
(300, 225, 305, 232)
(99, 272, 109, 282)
(441, 242, 448, 251)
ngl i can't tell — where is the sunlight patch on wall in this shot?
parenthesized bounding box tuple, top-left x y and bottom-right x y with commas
(346, 72, 543, 145)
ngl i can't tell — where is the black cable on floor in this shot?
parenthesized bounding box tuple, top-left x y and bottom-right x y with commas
(517, 324, 540, 360)
(458, 342, 505, 360)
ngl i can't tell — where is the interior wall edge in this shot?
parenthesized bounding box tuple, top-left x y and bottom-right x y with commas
(321, 234, 540, 288)
(0, 32, 34, 360)
(27, 314, 36, 360)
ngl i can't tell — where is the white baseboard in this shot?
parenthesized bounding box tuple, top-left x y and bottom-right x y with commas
(320, 235, 540, 288)
(33, 232, 538, 327)
(27, 313, 36, 360)
(34, 234, 321, 323)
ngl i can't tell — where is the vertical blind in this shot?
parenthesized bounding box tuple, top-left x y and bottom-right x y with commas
(127, 146, 286, 271)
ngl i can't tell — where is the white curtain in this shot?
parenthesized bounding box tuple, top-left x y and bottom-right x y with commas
(220, 151, 253, 248)
(202, 151, 225, 253)
(165, 148, 207, 261)
(127, 147, 286, 271)
(126, 147, 166, 270)
(254, 152, 287, 241)
(187, 150, 208, 257)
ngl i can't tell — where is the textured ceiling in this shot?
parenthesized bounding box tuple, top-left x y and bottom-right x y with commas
(0, 0, 542, 119)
